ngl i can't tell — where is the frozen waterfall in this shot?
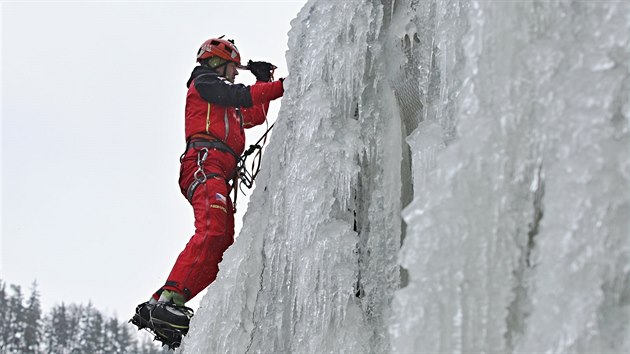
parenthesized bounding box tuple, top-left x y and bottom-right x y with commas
(181, 0, 629, 353)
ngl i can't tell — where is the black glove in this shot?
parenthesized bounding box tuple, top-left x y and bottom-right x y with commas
(247, 60, 276, 82)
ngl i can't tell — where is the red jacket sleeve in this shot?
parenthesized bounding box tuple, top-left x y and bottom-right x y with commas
(249, 80, 284, 106)
(241, 101, 270, 128)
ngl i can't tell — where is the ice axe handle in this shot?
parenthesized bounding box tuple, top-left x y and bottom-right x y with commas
(241, 60, 277, 82)
(238, 61, 277, 71)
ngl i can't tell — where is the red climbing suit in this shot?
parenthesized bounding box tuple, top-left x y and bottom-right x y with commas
(159, 65, 284, 301)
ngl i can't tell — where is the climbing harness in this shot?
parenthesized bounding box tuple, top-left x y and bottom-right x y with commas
(182, 123, 275, 212)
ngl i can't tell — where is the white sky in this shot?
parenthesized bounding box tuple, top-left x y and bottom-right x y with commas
(1, 0, 307, 319)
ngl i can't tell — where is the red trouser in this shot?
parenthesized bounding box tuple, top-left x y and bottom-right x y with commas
(160, 148, 236, 301)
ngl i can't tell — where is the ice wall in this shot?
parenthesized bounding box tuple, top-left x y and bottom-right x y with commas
(391, 0, 629, 353)
(181, 0, 629, 353)
(182, 0, 401, 352)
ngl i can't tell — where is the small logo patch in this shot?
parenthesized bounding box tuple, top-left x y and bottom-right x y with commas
(215, 193, 227, 204)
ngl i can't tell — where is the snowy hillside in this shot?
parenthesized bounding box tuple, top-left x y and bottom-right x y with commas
(181, 0, 629, 353)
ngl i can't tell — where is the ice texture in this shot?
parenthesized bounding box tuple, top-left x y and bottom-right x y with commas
(181, 0, 629, 353)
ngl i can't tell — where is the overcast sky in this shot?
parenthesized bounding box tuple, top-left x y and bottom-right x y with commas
(2, 0, 307, 319)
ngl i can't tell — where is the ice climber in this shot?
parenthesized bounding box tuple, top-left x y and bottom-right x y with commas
(130, 37, 284, 348)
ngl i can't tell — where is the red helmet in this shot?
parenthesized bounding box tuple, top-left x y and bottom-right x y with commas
(196, 38, 241, 65)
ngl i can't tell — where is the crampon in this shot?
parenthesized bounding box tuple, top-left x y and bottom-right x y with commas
(129, 301, 194, 350)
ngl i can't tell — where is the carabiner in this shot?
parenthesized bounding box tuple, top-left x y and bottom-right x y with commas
(194, 168, 207, 184)
(197, 147, 209, 165)
(194, 147, 210, 183)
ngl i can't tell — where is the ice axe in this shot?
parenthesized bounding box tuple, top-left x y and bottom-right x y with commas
(239, 60, 277, 82)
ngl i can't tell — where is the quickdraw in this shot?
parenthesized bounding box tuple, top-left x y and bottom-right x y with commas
(237, 122, 275, 191)
(232, 122, 274, 212)
(194, 147, 209, 184)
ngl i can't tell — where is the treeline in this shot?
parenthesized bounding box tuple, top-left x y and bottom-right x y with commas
(0, 280, 170, 354)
